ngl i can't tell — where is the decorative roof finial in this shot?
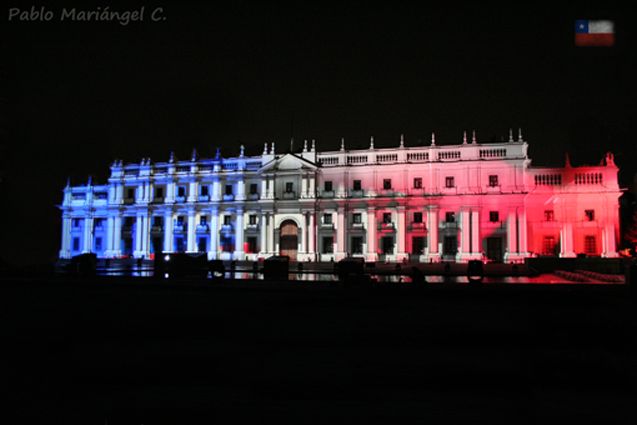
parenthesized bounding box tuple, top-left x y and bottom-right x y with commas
(271, 142, 276, 155)
(240, 145, 245, 157)
(399, 134, 404, 148)
(191, 148, 198, 161)
(215, 147, 221, 160)
(471, 130, 477, 144)
(340, 137, 345, 151)
(463, 131, 467, 144)
(518, 127, 523, 142)
(565, 152, 571, 168)
(311, 139, 316, 152)
(65, 177, 71, 188)
(263, 142, 268, 154)
(303, 139, 308, 152)
(431, 132, 436, 146)
(370, 136, 374, 149)
(87, 175, 92, 186)
(169, 152, 175, 163)
(509, 128, 514, 143)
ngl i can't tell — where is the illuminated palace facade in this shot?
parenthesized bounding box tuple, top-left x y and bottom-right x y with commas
(58, 130, 621, 263)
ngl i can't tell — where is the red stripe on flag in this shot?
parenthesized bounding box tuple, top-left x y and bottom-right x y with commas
(575, 33, 615, 46)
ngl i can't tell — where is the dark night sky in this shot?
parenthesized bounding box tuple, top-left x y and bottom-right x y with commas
(2, 1, 636, 266)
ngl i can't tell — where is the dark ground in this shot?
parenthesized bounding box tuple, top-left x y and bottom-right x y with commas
(4, 277, 637, 424)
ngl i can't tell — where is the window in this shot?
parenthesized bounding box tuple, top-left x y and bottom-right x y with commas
(584, 236, 596, 254)
(93, 218, 103, 228)
(223, 215, 232, 225)
(200, 216, 207, 225)
(542, 236, 557, 255)
(351, 237, 363, 254)
(322, 236, 334, 254)
(413, 212, 423, 223)
(177, 186, 186, 197)
(125, 217, 135, 226)
(225, 185, 233, 195)
(383, 212, 392, 224)
(175, 216, 184, 226)
(324, 181, 333, 192)
(285, 182, 294, 193)
(249, 183, 258, 194)
(73, 218, 81, 227)
(352, 213, 362, 224)
(200, 185, 209, 196)
(95, 237, 102, 251)
(413, 178, 422, 189)
(153, 216, 163, 227)
(544, 210, 554, 222)
(489, 175, 499, 187)
(383, 179, 392, 190)
(353, 180, 362, 191)
(445, 176, 455, 188)
(72, 237, 80, 251)
(127, 188, 135, 199)
(155, 187, 164, 198)
(489, 211, 499, 222)
(323, 214, 333, 225)
(249, 215, 257, 225)
(585, 209, 595, 221)
(445, 212, 455, 223)
(412, 236, 426, 255)
(198, 237, 207, 252)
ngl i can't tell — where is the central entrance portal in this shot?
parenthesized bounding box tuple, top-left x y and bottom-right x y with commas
(279, 220, 298, 260)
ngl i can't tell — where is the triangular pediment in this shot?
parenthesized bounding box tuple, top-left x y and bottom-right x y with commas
(258, 153, 318, 173)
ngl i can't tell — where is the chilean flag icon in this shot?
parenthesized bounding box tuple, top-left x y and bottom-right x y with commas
(575, 20, 614, 46)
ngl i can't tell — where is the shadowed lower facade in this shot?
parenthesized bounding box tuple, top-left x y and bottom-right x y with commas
(58, 130, 621, 263)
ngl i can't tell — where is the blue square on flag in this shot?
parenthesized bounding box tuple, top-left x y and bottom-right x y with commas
(575, 20, 614, 46)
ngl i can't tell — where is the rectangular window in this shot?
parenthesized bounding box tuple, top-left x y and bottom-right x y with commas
(285, 182, 294, 193)
(125, 217, 135, 226)
(249, 215, 257, 225)
(445, 212, 455, 223)
(353, 213, 362, 224)
(73, 218, 81, 227)
(324, 181, 333, 192)
(445, 176, 455, 188)
(200, 216, 207, 225)
(127, 188, 135, 199)
(95, 237, 102, 251)
(323, 214, 333, 225)
(351, 237, 363, 254)
(413, 178, 422, 189)
(489, 175, 499, 187)
(489, 211, 499, 222)
(542, 236, 556, 255)
(225, 185, 233, 195)
(72, 237, 80, 251)
(383, 212, 392, 224)
(198, 237, 207, 252)
(322, 236, 334, 254)
(249, 183, 258, 194)
(153, 216, 163, 227)
(584, 235, 596, 254)
(247, 237, 258, 253)
(383, 179, 392, 190)
(177, 186, 186, 197)
(93, 218, 103, 228)
(544, 210, 554, 222)
(413, 212, 423, 223)
(585, 209, 595, 221)
(353, 180, 362, 191)
(155, 187, 164, 198)
(412, 236, 426, 255)
(224, 215, 232, 225)
(200, 185, 209, 196)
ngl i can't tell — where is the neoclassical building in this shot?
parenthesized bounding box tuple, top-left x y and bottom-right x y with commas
(58, 130, 621, 263)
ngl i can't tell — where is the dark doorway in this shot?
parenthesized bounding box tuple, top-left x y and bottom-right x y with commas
(279, 220, 298, 260)
(486, 237, 503, 262)
(381, 236, 394, 254)
(443, 236, 457, 257)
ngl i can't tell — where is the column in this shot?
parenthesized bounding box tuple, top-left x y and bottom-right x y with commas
(186, 210, 196, 252)
(559, 222, 575, 257)
(260, 212, 268, 256)
(336, 206, 346, 260)
(267, 214, 274, 253)
(300, 212, 307, 255)
(308, 176, 315, 198)
(236, 179, 246, 201)
(471, 209, 480, 257)
(602, 223, 618, 257)
(396, 206, 407, 261)
(301, 176, 308, 198)
(209, 208, 219, 259)
(517, 208, 528, 256)
(59, 216, 72, 258)
(141, 214, 150, 258)
(235, 209, 245, 259)
(260, 179, 267, 199)
(505, 210, 518, 262)
(134, 214, 143, 257)
(308, 211, 316, 260)
(212, 178, 221, 201)
(456, 209, 471, 261)
(367, 207, 377, 261)
(188, 181, 198, 202)
(425, 207, 440, 262)
(82, 217, 93, 254)
(163, 211, 173, 252)
(113, 216, 122, 256)
(105, 216, 114, 256)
